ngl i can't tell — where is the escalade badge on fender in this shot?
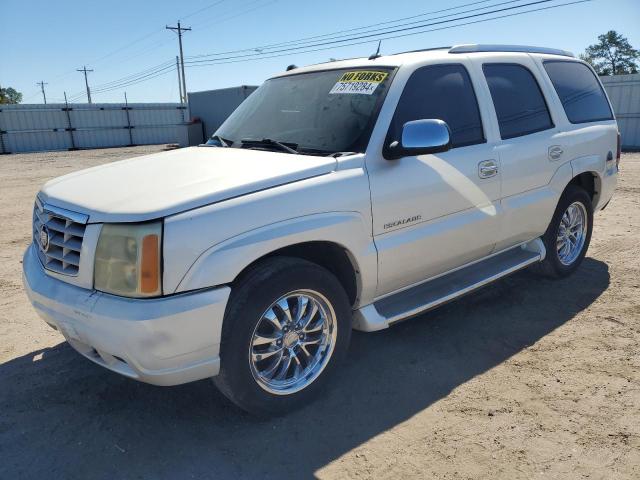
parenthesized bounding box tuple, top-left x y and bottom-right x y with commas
(39, 225, 50, 252)
(384, 215, 422, 230)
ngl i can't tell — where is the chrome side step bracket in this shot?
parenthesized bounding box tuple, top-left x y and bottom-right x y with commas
(353, 238, 545, 332)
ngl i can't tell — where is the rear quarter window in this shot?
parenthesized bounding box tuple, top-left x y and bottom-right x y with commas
(543, 61, 614, 124)
(483, 63, 554, 139)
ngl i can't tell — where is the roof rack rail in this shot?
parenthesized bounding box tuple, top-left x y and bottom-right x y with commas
(391, 46, 451, 56)
(449, 44, 574, 58)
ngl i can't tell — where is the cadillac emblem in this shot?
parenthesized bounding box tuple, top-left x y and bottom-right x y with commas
(39, 225, 50, 253)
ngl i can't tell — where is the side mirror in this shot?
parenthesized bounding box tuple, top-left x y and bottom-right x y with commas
(386, 119, 451, 160)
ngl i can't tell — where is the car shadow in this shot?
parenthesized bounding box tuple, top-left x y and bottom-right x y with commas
(0, 258, 609, 479)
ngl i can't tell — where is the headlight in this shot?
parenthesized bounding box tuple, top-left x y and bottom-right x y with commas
(94, 222, 162, 298)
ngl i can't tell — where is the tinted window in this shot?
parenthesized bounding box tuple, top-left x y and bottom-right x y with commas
(483, 64, 553, 139)
(388, 64, 484, 149)
(544, 61, 613, 123)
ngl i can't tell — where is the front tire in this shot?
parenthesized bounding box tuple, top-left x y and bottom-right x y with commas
(535, 184, 593, 278)
(214, 257, 352, 415)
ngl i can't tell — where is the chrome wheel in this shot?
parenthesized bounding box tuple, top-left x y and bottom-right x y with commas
(249, 290, 337, 395)
(556, 201, 588, 266)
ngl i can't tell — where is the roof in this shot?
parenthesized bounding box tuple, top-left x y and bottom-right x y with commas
(272, 44, 575, 78)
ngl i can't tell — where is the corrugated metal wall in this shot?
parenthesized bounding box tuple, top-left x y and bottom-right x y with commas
(0, 103, 189, 153)
(601, 73, 640, 150)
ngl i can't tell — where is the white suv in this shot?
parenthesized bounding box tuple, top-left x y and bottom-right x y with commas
(23, 45, 619, 414)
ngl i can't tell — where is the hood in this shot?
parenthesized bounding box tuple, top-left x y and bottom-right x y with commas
(40, 147, 337, 223)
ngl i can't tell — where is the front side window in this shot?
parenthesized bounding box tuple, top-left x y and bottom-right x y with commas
(214, 68, 394, 154)
(543, 61, 613, 124)
(388, 64, 485, 150)
(483, 63, 553, 139)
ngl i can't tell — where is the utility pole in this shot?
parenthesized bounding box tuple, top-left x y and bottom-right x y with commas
(36, 80, 48, 104)
(166, 22, 191, 104)
(76, 66, 94, 104)
(175, 56, 184, 104)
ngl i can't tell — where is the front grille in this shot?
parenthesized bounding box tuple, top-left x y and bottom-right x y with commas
(32, 197, 88, 276)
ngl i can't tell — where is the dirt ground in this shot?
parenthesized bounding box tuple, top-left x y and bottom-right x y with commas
(0, 146, 638, 480)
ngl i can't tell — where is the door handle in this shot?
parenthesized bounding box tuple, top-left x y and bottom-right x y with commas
(548, 145, 564, 161)
(478, 160, 498, 179)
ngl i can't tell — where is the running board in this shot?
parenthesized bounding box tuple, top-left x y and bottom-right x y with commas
(353, 238, 545, 332)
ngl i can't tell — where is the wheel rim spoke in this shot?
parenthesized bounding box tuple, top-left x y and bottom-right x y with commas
(300, 302, 319, 330)
(299, 345, 312, 358)
(252, 332, 279, 347)
(294, 295, 308, 323)
(263, 308, 283, 332)
(301, 336, 323, 347)
(261, 351, 285, 379)
(252, 345, 283, 363)
(274, 354, 293, 381)
(276, 299, 293, 324)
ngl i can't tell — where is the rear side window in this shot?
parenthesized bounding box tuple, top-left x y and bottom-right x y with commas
(543, 61, 613, 123)
(483, 64, 553, 139)
(388, 64, 485, 149)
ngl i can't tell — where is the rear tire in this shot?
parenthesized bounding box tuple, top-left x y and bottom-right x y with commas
(534, 184, 593, 278)
(213, 257, 352, 416)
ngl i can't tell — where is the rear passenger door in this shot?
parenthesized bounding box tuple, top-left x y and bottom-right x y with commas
(368, 63, 501, 297)
(478, 57, 563, 249)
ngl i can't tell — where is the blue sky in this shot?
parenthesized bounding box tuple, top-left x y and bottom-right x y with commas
(2, 0, 639, 104)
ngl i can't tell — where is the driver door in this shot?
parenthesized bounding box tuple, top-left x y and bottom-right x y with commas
(367, 63, 502, 297)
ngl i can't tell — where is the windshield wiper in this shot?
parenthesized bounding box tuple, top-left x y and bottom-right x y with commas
(329, 151, 357, 158)
(240, 138, 298, 154)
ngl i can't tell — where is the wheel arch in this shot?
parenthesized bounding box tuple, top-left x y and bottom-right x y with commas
(567, 171, 599, 205)
(569, 155, 605, 207)
(234, 241, 361, 306)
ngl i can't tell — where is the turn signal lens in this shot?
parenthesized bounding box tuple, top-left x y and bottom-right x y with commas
(140, 234, 160, 294)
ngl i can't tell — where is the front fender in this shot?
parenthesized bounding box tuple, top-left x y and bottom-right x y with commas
(172, 211, 378, 305)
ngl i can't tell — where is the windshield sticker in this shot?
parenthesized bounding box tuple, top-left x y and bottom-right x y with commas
(329, 71, 388, 95)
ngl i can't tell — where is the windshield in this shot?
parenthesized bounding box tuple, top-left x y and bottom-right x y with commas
(212, 67, 394, 154)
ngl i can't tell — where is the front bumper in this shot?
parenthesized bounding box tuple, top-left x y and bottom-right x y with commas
(22, 244, 231, 386)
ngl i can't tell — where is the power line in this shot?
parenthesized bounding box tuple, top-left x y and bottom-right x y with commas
(87, 60, 174, 90)
(59, 0, 589, 102)
(25, 0, 232, 97)
(92, 65, 175, 93)
(180, 0, 227, 21)
(184, 0, 591, 68)
(185, 0, 563, 65)
(75, 0, 227, 69)
(60, 0, 272, 102)
(68, 64, 176, 99)
(65, 60, 174, 100)
(72, 0, 589, 100)
(189, 0, 274, 30)
(166, 22, 192, 102)
(187, 0, 502, 59)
